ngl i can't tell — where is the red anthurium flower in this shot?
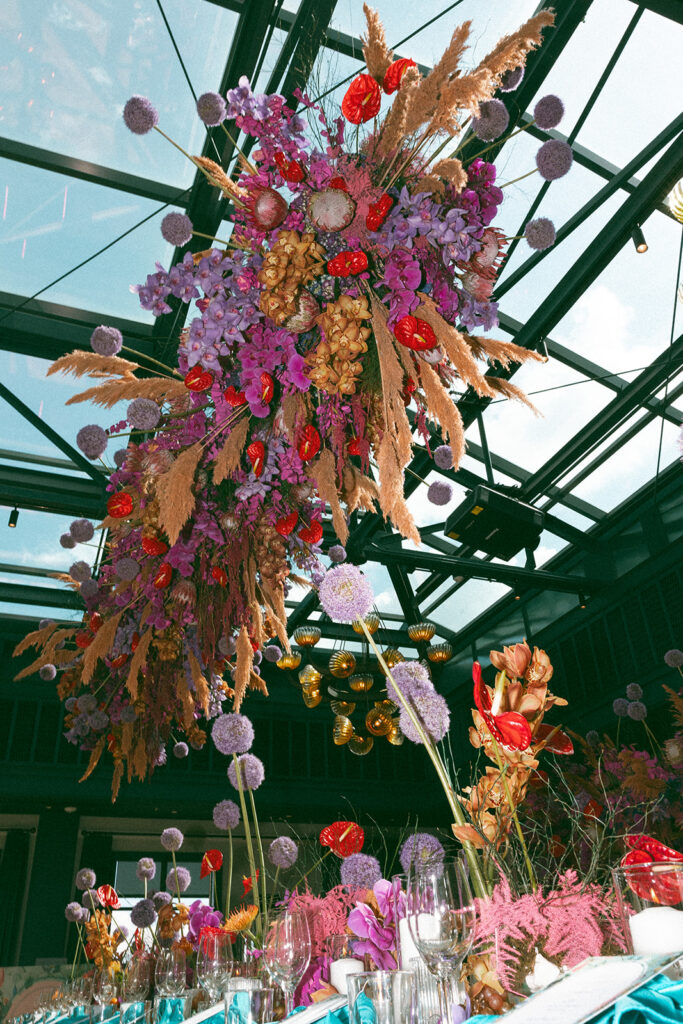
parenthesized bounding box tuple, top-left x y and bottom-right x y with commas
(184, 366, 214, 392)
(200, 849, 224, 879)
(621, 837, 683, 905)
(299, 521, 323, 544)
(110, 654, 128, 669)
(275, 512, 299, 537)
(347, 438, 362, 456)
(625, 835, 683, 863)
(224, 385, 247, 407)
(534, 722, 574, 755)
(329, 176, 348, 191)
(131, 632, 140, 652)
(242, 869, 260, 895)
(342, 74, 381, 124)
(246, 441, 266, 478)
(366, 194, 394, 231)
(327, 250, 368, 277)
(107, 492, 133, 519)
(142, 535, 168, 557)
(211, 566, 228, 588)
(472, 661, 532, 751)
(583, 798, 603, 820)
(153, 562, 172, 589)
(97, 884, 119, 909)
(75, 632, 92, 649)
(402, 378, 417, 406)
(298, 424, 321, 462)
(383, 58, 417, 94)
(89, 613, 103, 633)
(394, 315, 438, 351)
(260, 372, 275, 404)
(320, 821, 365, 858)
(274, 152, 305, 183)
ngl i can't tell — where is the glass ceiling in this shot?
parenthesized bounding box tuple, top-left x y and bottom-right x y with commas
(1, 0, 681, 644)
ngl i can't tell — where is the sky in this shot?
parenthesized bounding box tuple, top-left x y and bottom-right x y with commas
(0, 0, 681, 629)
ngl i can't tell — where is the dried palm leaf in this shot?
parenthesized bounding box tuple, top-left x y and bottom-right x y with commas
(155, 442, 202, 545)
(213, 418, 249, 485)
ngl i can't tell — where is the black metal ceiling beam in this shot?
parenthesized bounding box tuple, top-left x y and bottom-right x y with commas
(0, 137, 188, 207)
(0, 581, 81, 610)
(624, 0, 683, 24)
(0, 464, 106, 519)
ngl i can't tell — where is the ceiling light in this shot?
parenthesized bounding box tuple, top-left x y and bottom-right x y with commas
(631, 225, 647, 253)
(8, 507, 18, 528)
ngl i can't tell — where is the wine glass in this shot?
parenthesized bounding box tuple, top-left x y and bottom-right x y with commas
(406, 858, 477, 1023)
(154, 949, 186, 997)
(263, 910, 311, 1015)
(123, 957, 151, 1002)
(196, 931, 230, 1003)
(93, 967, 118, 1007)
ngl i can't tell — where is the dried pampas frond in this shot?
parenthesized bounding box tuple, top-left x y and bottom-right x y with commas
(486, 376, 540, 414)
(431, 158, 468, 193)
(194, 156, 248, 202)
(362, 3, 394, 84)
(81, 610, 123, 686)
(473, 9, 555, 88)
(65, 377, 186, 409)
(126, 628, 153, 699)
(413, 174, 445, 198)
(307, 447, 348, 544)
(465, 334, 545, 370)
(432, 66, 494, 134)
(212, 417, 249, 484)
(48, 351, 139, 379)
(377, 65, 421, 157)
(416, 296, 497, 398)
(155, 442, 202, 544)
(417, 361, 466, 467)
(404, 21, 471, 134)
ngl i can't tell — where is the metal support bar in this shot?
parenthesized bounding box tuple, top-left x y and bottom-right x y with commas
(0, 582, 81, 610)
(0, 464, 106, 519)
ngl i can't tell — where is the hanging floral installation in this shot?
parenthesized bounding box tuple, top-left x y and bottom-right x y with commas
(15, 5, 573, 796)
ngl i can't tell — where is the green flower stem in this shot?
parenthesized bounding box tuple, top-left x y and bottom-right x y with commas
(232, 754, 261, 928)
(119, 346, 181, 377)
(171, 850, 181, 902)
(490, 735, 536, 890)
(248, 790, 269, 935)
(290, 847, 333, 891)
(358, 619, 489, 899)
(267, 866, 280, 922)
(225, 829, 234, 921)
(218, 123, 258, 174)
(499, 168, 537, 189)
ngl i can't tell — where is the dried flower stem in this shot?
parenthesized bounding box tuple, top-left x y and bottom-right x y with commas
(218, 123, 258, 175)
(499, 168, 537, 189)
(232, 754, 261, 926)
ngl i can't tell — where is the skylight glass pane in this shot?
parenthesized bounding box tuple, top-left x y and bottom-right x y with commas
(0, 506, 95, 573)
(0, 0, 239, 187)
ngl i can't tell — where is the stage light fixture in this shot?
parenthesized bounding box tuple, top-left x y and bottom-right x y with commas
(8, 508, 19, 528)
(631, 225, 647, 253)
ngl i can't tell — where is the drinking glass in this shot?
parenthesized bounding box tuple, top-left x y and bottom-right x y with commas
(93, 967, 118, 1007)
(154, 949, 186, 997)
(223, 987, 273, 1024)
(347, 971, 415, 1024)
(405, 858, 476, 1023)
(612, 862, 683, 975)
(263, 910, 311, 1015)
(123, 957, 152, 1002)
(196, 931, 231, 1002)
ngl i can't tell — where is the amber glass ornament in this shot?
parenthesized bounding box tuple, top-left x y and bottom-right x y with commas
(333, 715, 354, 745)
(329, 650, 356, 678)
(349, 673, 374, 693)
(407, 622, 436, 643)
(330, 699, 356, 716)
(387, 722, 404, 745)
(299, 664, 322, 686)
(348, 734, 374, 755)
(380, 649, 405, 673)
(277, 652, 302, 670)
(365, 707, 392, 736)
(293, 625, 322, 647)
(427, 643, 453, 663)
(352, 614, 380, 635)
(302, 688, 322, 708)
(376, 698, 399, 714)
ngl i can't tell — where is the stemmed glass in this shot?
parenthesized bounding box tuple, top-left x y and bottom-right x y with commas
(196, 931, 232, 1004)
(123, 957, 151, 1002)
(263, 910, 311, 1015)
(154, 949, 186, 997)
(93, 967, 118, 1008)
(406, 858, 477, 1024)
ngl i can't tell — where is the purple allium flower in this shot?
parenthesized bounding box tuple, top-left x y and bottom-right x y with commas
(586, 730, 600, 747)
(627, 700, 647, 721)
(173, 742, 189, 759)
(113, 448, 128, 468)
(664, 649, 683, 668)
(211, 712, 254, 755)
(400, 690, 450, 744)
(433, 445, 453, 470)
(75, 867, 96, 890)
(161, 212, 193, 247)
(65, 697, 78, 711)
(536, 139, 573, 181)
(69, 560, 91, 583)
(160, 826, 184, 852)
(153, 891, 173, 909)
(65, 901, 82, 922)
(39, 663, 56, 681)
(427, 480, 453, 506)
(328, 544, 347, 564)
(90, 325, 123, 356)
(80, 579, 99, 600)
(613, 698, 629, 718)
(197, 91, 227, 126)
(340, 853, 382, 889)
(39, 618, 54, 629)
(472, 99, 510, 141)
(399, 832, 445, 873)
(81, 888, 100, 909)
(127, 398, 161, 431)
(228, 753, 264, 791)
(626, 683, 643, 700)
(213, 798, 240, 831)
(318, 564, 374, 623)
(263, 644, 282, 663)
(60, 533, 76, 548)
(123, 95, 159, 135)
(500, 66, 524, 92)
(130, 897, 157, 928)
(252, 649, 262, 666)
(114, 557, 140, 581)
(136, 857, 156, 881)
(268, 836, 298, 869)
(88, 710, 109, 731)
(525, 217, 556, 250)
(166, 866, 191, 893)
(70, 519, 94, 543)
(76, 424, 108, 460)
(218, 635, 236, 657)
(77, 695, 97, 714)
(386, 661, 432, 704)
(533, 94, 564, 130)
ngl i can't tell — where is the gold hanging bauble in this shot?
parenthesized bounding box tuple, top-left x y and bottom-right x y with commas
(302, 688, 322, 708)
(330, 699, 356, 716)
(407, 621, 436, 643)
(387, 722, 404, 745)
(427, 642, 453, 664)
(293, 625, 322, 647)
(352, 613, 380, 635)
(375, 698, 398, 714)
(348, 733, 374, 756)
(301, 680, 322, 695)
(380, 649, 405, 673)
(329, 650, 356, 678)
(349, 673, 374, 693)
(299, 664, 322, 686)
(365, 707, 392, 736)
(277, 651, 302, 670)
(333, 715, 354, 745)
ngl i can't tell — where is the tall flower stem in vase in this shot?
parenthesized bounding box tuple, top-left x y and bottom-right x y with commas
(232, 754, 261, 928)
(225, 829, 234, 921)
(248, 790, 269, 936)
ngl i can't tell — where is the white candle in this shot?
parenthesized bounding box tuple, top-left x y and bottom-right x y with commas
(398, 915, 440, 969)
(329, 958, 364, 995)
(629, 906, 683, 956)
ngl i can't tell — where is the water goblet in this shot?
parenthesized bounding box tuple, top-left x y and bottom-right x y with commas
(263, 910, 311, 1015)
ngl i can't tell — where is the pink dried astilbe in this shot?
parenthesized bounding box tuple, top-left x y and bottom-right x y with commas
(286, 884, 365, 957)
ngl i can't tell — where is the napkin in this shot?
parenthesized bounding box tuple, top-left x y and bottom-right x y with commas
(155, 998, 186, 1024)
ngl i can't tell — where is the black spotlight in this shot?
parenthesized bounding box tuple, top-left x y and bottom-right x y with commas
(631, 225, 648, 253)
(578, 592, 587, 609)
(8, 507, 19, 528)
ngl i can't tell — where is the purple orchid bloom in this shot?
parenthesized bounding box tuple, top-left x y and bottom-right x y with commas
(286, 352, 311, 391)
(348, 902, 396, 970)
